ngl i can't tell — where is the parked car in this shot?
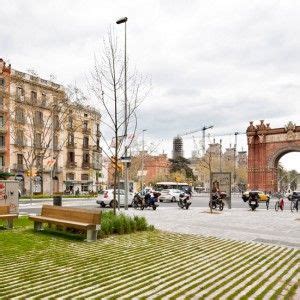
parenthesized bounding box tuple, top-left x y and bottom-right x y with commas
(242, 190, 270, 202)
(158, 189, 182, 202)
(96, 189, 134, 208)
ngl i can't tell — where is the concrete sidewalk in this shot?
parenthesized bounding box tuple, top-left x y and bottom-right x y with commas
(124, 207, 300, 248)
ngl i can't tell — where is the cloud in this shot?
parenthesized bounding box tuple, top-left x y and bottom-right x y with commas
(1, 0, 299, 169)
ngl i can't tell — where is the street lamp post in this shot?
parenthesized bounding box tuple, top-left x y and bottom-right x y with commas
(116, 17, 129, 210)
(141, 129, 147, 192)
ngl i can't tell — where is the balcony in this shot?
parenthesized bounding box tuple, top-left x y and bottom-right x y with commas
(82, 128, 91, 135)
(82, 144, 90, 151)
(15, 117, 26, 125)
(66, 142, 76, 149)
(82, 162, 90, 169)
(0, 145, 6, 153)
(0, 104, 7, 112)
(92, 163, 102, 170)
(93, 145, 102, 153)
(66, 161, 77, 169)
(12, 163, 25, 172)
(0, 126, 6, 133)
(15, 140, 26, 148)
(66, 124, 74, 131)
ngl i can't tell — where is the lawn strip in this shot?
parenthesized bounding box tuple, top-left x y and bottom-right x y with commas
(154, 243, 267, 299)
(211, 248, 295, 299)
(53, 235, 224, 298)
(4, 232, 192, 298)
(269, 266, 300, 300)
(168, 244, 277, 299)
(97, 239, 245, 299)
(253, 254, 299, 299)
(238, 250, 298, 299)
(123, 241, 255, 299)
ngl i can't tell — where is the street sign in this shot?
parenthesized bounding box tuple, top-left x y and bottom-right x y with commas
(137, 170, 147, 177)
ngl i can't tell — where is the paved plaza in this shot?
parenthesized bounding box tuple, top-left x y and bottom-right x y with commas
(125, 207, 300, 249)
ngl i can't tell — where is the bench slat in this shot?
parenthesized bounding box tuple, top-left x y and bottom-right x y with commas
(41, 205, 100, 224)
(29, 215, 95, 229)
(0, 214, 18, 219)
(0, 205, 10, 214)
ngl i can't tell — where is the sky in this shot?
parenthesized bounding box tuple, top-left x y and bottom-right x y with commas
(1, 0, 299, 171)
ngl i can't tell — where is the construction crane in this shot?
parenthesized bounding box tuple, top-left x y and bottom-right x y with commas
(201, 125, 214, 156)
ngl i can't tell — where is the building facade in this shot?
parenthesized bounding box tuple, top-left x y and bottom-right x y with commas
(0, 59, 102, 195)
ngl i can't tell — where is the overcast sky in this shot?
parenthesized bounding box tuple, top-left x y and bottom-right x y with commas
(1, 0, 299, 171)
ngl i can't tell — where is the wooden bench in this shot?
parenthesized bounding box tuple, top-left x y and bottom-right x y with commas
(0, 205, 18, 229)
(29, 205, 101, 242)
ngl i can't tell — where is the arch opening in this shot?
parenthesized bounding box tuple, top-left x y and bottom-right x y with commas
(277, 152, 300, 192)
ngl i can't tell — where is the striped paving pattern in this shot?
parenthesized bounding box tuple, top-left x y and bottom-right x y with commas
(0, 230, 299, 299)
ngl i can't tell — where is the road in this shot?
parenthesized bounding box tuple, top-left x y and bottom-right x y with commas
(19, 193, 279, 214)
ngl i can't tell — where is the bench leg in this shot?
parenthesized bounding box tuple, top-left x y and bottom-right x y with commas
(86, 229, 97, 242)
(6, 219, 13, 229)
(34, 221, 43, 231)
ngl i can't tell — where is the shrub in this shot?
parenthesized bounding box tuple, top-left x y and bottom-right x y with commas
(99, 212, 153, 237)
(134, 216, 148, 231)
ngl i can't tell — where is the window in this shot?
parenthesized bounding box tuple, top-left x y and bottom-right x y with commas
(68, 117, 73, 129)
(34, 111, 43, 126)
(0, 135, 5, 147)
(53, 115, 59, 130)
(31, 91, 37, 102)
(53, 135, 59, 150)
(81, 174, 89, 181)
(0, 116, 4, 127)
(83, 136, 89, 148)
(96, 138, 100, 149)
(81, 184, 89, 192)
(16, 130, 24, 146)
(84, 113, 88, 117)
(36, 156, 42, 169)
(68, 152, 75, 163)
(17, 154, 23, 165)
(0, 97, 3, 106)
(66, 173, 75, 180)
(83, 153, 89, 163)
(16, 87, 25, 100)
(68, 133, 74, 145)
(34, 132, 42, 148)
(15, 107, 25, 123)
(41, 93, 47, 106)
(0, 78, 5, 87)
(83, 121, 88, 130)
(0, 155, 4, 167)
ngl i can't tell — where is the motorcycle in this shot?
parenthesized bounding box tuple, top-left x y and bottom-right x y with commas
(247, 191, 259, 211)
(132, 193, 145, 209)
(132, 192, 160, 210)
(178, 193, 191, 209)
(209, 192, 225, 212)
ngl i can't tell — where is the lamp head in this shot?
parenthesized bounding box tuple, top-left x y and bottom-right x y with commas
(116, 17, 128, 24)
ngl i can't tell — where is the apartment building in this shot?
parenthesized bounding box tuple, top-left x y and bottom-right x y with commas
(0, 59, 102, 195)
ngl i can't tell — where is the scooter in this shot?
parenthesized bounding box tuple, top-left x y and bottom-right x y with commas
(178, 193, 191, 209)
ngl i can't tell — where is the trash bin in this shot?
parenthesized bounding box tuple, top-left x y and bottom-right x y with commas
(53, 195, 62, 206)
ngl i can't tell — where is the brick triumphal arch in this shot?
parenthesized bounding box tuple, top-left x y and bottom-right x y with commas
(247, 120, 300, 192)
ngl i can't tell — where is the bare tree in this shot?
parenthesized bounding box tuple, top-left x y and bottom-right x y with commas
(89, 29, 150, 214)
